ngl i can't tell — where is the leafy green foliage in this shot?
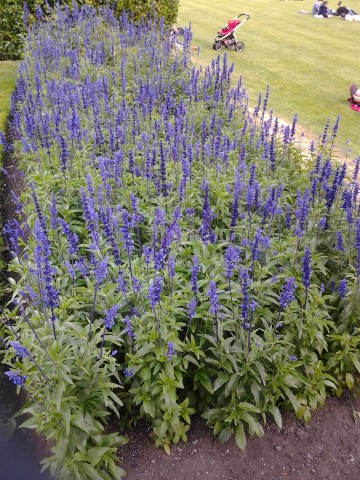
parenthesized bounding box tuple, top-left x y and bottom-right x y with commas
(0, 0, 25, 60)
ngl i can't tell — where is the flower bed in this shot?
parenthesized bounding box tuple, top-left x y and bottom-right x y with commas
(1, 4, 360, 479)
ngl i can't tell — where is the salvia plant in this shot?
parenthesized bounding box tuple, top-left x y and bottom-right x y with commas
(1, 3, 360, 479)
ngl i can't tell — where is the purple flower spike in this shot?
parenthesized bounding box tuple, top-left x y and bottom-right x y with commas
(165, 342, 176, 361)
(124, 367, 134, 378)
(5, 371, 27, 386)
(338, 279, 347, 299)
(148, 277, 163, 308)
(279, 277, 296, 309)
(207, 280, 219, 315)
(9, 341, 30, 358)
(302, 247, 312, 290)
(104, 304, 120, 330)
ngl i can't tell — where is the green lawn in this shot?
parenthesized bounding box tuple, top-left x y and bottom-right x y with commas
(178, 0, 360, 157)
(0, 61, 19, 130)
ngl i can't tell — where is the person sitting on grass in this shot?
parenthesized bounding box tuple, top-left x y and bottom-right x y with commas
(335, 1, 357, 15)
(349, 84, 360, 104)
(319, 1, 334, 17)
(312, 0, 323, 15)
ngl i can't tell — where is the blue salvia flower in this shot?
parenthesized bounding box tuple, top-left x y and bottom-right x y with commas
(94, 257, 108, 285)
(320, 159, 332, 183)
(200, 180, 216, 244)
(64, 260, 76, 280)
(130, 192, 138, 212)
(190, 256, 200, 295)
(250, 228, 262, 262)
(320, 119, 330, 147)
(123, 367, 134, 378)
(154, 206, 166, 228)
(318, 218, 327, 229)
(131, 276, 142, 294)
(249, 299, 257, 312)
(124, 315, 135, 338)
(9, 341, 29, 358)
(5, 370, 27, 386)
(103, 304, 120, 330)
(285, 205, 292, 229)
(148, 276, 163, 308)
(59, 135, 69, 172)
(74, 258, 89, 278)
(302, 246, 312, 290)
(35, 4, 44, 21)
(143, 245, 152, 265)
(154, 248, 166, 272)
(165, 342, 176, 361)
(335, 231, 344, 251)
(354, 220, 360, 275)
(224, 245, 239, 278)
(117, 271, 127, 295)
(168, 254, 176, 278)
(338, 279, 347, 299)
(58, 218, 79, 255)
(120, 209, 133, 256)
(288, 355, 298, 362)
(33, 220, 59, 312)
(30, 185, 46, 230)
(2, 219, 24, 260)
(352, 156, 360, 182)
(49, 193, 58, 230)
(294, 188, 310, 236)
(207, 280, 219, 315)
(331, 114, 340, 140)
(187, 297, 196, 320)
(279, 277, 296, 309)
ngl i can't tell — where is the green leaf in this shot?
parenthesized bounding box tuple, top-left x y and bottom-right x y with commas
(235, 423, 246, 450)
(136, 343, 156, 357)
(213, 371, 228, 392)
(81, 462, 106, 480)
(218, 427, 232, 444)
(87, 447, 110, 466)
(269, 405, 282, 430)
(254, 361, 267, 385)
(19, 417, 38, 430)
(346, 372, 354, 390)
(351, 356, 360, 374)
(143, 400, 156, 418)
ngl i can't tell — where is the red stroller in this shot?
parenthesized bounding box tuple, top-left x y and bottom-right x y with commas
(213, 13, 250, 52)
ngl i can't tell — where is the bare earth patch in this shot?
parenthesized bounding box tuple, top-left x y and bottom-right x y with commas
(120, 395, 360, 480)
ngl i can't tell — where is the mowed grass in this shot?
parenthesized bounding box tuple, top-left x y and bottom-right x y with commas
(178, 0, 360, 157)
(0, 61, 19, 130)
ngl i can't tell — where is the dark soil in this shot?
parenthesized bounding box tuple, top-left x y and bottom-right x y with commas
(120, 395, 360, 480)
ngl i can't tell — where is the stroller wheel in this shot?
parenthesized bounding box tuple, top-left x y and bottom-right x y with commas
(235, 41, 244, 52)
(213, 42, 222, 51)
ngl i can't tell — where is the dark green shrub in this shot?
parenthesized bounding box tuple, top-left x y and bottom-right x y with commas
(0, 0, 25, 60)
